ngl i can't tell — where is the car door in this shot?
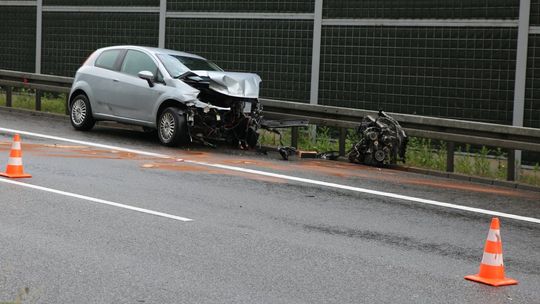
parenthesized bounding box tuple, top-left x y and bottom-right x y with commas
(89, 49, 124, 116)
(111, 49, 162, 123)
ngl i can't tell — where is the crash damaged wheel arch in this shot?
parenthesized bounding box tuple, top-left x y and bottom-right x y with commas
(155, 52, 264, 148)
(154, 94, 262, 149)
(157, 106, 189, 146)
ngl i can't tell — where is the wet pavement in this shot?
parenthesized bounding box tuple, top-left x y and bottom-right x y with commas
(0, 108, 539, 303)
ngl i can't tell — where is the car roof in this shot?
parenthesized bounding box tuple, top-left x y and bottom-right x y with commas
(96, 45, 206, 60)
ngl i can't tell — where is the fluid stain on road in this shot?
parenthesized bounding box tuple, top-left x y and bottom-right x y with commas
(231, 158, 527, 198)
(2, 140, 539, 200)
(140, 160, 287, 184)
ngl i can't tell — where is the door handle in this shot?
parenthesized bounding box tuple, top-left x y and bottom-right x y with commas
(112, 79, 119, 82)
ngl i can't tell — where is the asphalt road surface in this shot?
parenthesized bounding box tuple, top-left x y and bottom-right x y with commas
(0, 108, 539, 303)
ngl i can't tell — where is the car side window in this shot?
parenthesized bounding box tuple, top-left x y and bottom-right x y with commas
(120, 50, 158, 77)
(95, 50, 122, 70)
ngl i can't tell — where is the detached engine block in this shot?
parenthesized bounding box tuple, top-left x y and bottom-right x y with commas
(348, 111, 408, 166)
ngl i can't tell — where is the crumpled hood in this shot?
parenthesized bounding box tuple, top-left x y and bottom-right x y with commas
(192, 70, 261, 98)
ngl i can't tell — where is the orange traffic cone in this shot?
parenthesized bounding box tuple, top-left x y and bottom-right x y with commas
(0, 134, 32, 178)
(465, 218, 518, 286)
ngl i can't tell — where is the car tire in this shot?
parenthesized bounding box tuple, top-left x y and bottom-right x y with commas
(157, 107, 188, 147)
(70, 94, 95, 131)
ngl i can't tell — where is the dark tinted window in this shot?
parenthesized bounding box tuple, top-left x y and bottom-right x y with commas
(95, 49, 121, 70)
(120, 50, 157, 76)
(174, 55, 221, 71)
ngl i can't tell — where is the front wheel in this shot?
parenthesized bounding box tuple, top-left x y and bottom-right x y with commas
(70, 94, 95, 131)
(157, 107, 188, 147)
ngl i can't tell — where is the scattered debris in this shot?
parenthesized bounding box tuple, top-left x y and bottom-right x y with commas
(260, 119, 309, 161)
(297, 150, 318, 159)
(278, 146, 296, 161)
(317, 151, 340, 161)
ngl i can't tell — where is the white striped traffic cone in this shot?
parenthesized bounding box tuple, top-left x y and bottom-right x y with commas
(0, 134, 32, 178)
(465, 217, 518, 286)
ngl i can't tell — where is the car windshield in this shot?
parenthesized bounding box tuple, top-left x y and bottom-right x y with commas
(157, 54, 222, 78)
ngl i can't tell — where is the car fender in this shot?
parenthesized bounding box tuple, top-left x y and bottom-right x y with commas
(69, 80, 95, 110)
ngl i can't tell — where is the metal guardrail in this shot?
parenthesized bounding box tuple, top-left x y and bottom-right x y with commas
(1, 68, 540, 181)
(0, 69, 72, 113)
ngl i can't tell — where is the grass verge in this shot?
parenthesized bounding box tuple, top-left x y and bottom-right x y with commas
(0, 89, 66, 114)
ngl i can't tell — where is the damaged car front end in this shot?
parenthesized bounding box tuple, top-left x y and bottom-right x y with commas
(156, 52, 263, 148)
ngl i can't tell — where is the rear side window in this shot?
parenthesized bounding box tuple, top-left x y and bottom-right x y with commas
(95, 50, 121, 70)
(120, 50, 157, 77)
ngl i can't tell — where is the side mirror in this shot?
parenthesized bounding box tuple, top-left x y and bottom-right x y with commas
(138, 70, 155, 87)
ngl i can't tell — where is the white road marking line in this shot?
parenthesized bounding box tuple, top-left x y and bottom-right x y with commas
(0, 178, 193, 222)
(192, 162, 540, 224)
(1, 127, 539, 225)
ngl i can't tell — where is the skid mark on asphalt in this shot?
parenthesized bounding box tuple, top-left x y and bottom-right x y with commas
(302, 223, 540, 274)
(1, 127, 540, 224)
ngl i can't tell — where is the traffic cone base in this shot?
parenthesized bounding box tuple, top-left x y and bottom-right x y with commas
(465, 274, 518, 287)
(0, 172, 32, 178)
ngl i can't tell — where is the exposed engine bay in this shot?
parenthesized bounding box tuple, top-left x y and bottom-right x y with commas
(179, 71, 263, 149)
(348, 111, 408, 166)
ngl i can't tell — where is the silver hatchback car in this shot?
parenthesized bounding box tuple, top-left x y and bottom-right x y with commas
(68, 45, 263, 148)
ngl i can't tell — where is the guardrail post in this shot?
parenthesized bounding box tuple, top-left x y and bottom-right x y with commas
(65, 93, 70, 115)
(35, 90, 41, 111)
(339, 128, 347, 156)
(507, 149, 516, 181)
(446, 142, 455, 172)
(291, 127, 299, 148)
(6, 86, 12, 107)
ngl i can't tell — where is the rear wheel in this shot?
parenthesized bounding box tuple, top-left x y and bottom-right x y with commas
(70, 94, 95, 131)
(157, 107, 188, 146)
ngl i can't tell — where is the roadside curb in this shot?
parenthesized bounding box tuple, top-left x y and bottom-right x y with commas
(0, 105, 68, 120)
